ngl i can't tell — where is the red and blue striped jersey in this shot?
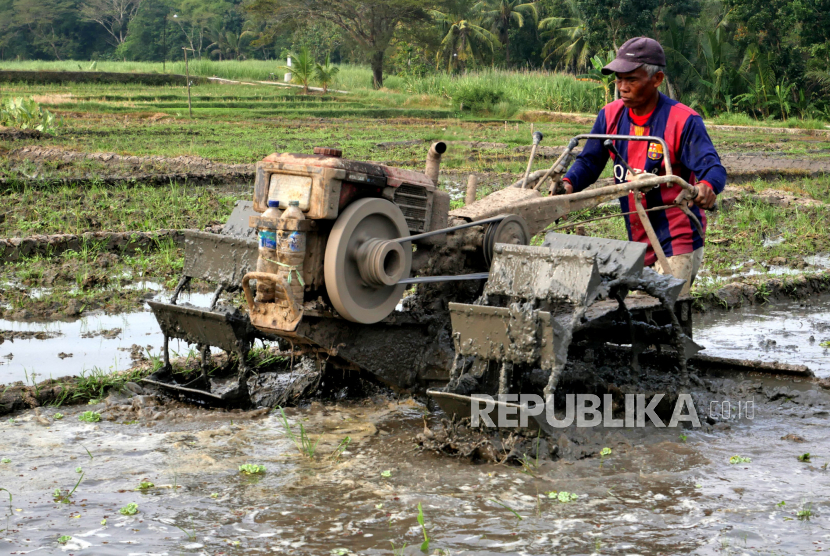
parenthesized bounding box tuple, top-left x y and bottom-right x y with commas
(563, 93, 726, 266)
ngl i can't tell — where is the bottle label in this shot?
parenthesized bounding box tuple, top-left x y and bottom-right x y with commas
(259, 230, 277, 249)
(287, 231, 306, 252)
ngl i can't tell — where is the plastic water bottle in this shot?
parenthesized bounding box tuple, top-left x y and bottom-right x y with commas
(277, 200, 306, 303)
(255, 200, 280, 302)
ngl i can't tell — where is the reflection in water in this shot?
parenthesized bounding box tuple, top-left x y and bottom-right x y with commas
(694, 293, 830, 377)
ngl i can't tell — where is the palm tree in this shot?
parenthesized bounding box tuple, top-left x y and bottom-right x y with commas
(538, 0, 591, 71)
(314, 54, 340, 94)
(432, 0, 499, 72)
(207, 27, 255, 61)
(281, 47, 315, 94)
(478, 0, 538, 65)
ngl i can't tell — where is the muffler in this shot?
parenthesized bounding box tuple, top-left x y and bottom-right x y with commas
(424, 141, 447, 185)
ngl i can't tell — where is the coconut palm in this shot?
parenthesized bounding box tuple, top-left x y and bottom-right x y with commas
(432, 0, 499, 72)
(314, 54, 340, 94)
(538, 0, 591, 71)
(281, 47, 315, 94)
(207, 27, 255, 60)
(478, 0, 538, 65)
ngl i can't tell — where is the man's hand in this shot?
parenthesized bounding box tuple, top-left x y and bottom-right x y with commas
(557, 179, 573, 195)
(692, 182, 716, 209)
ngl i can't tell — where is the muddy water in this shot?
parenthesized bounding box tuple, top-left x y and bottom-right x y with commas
(0, 288, 215, 385)
(694, 293, 830, 377)
(2, 378, 829, 556)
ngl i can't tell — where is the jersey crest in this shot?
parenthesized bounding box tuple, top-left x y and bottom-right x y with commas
(647, 142, 663, 160)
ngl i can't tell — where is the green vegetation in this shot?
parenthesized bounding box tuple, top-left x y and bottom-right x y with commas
(729, 455, 751, 464)
(381, 470, 392, 478)
(238, 464, 266, 474)
(57, 535, 71, 544)
(119, 502, 139, 515)
(53, 471, 84, 504)
(417, 502, 430, 552)
(0, 97, 57, 133)
(277, 407, 320, 458)
(2, 0, 830, 121)
(136, 481, 155, 490)
(797, 453, 811, 462)
(78, 411, 101, 423)
(547, 491, 579, 502)
(489, 498, 523, 519)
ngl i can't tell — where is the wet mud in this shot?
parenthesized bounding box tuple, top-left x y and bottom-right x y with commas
(1, 369, 829, 555)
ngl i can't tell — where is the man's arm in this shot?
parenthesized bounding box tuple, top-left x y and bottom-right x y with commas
(562, 111, 611, 193)
(679, 116, 726, 209)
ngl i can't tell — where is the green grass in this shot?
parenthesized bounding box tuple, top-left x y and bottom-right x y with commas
(0, 181, 239, 237)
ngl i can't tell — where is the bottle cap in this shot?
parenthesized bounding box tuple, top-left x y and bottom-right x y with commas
(289, 200, 300, 207)
(268, 200, 280, 208)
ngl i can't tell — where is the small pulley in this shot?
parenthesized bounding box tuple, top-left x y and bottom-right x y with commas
(483, 214, 531, 266)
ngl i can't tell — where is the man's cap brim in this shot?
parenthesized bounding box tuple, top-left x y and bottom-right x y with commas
(600, 58, 643, 75)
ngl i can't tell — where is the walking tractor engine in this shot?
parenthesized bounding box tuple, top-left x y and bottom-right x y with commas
(242, 144, 451, 332)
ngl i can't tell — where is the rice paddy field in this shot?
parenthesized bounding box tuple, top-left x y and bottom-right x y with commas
(1, 67, 830, 556)
(1, 70, 829, 321)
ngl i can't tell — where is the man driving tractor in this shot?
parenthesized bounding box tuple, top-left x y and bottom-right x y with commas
(561, 37, 726, 294)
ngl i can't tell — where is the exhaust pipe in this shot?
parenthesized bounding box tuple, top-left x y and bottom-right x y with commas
(424, 141, 447, 185)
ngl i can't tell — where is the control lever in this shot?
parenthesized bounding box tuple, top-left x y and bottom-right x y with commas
(520, 131, 544, 189)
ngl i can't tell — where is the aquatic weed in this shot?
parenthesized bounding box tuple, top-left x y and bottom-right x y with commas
(390, 541, 408, 556)
(798, 453, 811, 462)
(797, 502, 812, 520)
(78, 411, 101, 423)
(238, 464, 266, 475)
(53, 413, 63, 420)
(53, 472, 84, 504)
(729, 455, 751, 464)
(119, 503, 139, 515)
(381, 470, 392, 478)
(173, 516, 197, 540)
(329, 436, 351, 462)
(489, 498, 523, 520)
(136, 481, 155, 490)
(417, 502, 430, 552)
(276, 407, 320, 459)
(1, 458, 9, 464)
(547, 491, 579, 502)
(57, 535, 71, 544)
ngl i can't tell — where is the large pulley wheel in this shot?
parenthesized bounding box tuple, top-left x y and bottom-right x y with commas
(483, 214, 531, 266)
(325, 198, 412, 323)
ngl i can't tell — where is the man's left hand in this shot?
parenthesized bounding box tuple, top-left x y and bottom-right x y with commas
(692, 182, 716, 209)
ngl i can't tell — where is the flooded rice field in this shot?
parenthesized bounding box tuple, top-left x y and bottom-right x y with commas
(694, 293, 830, 377)
(1, 297, 829, 555)
(0, 287, 215, 385)
(1, 375, 829, 555)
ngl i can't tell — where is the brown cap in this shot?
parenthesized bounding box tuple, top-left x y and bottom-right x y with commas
(602, 37, 666, 75)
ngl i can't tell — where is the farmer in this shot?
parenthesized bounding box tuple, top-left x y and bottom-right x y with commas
(561, 36, 726, 294)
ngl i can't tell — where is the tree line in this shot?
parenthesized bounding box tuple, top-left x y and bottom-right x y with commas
(1, 0, 829, 119)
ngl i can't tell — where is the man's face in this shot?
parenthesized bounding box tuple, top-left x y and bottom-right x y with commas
(615, 67, 664, 110)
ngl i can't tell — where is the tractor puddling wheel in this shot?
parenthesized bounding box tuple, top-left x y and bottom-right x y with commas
(325, 198, 412, 324)
(483, 214, 531, 266)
